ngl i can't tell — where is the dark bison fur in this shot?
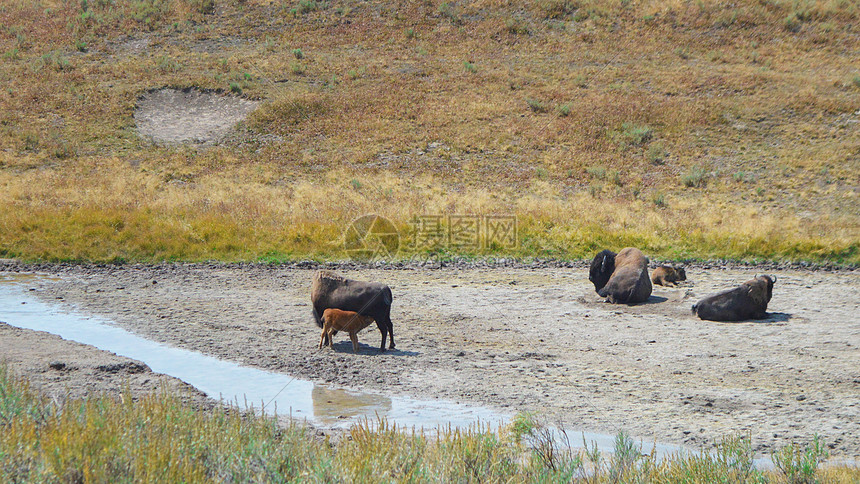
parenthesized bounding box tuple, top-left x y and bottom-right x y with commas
(589, 247, 652, 304)
(692, 275, 776, 321)
(311, 270, 395, 351)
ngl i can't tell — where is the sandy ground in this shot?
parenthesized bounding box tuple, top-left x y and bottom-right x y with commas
(134, 88, 258, 145)
(0, 261, 857, 458)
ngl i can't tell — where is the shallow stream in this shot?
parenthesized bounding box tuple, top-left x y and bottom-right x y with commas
(0, 273, 687, 459)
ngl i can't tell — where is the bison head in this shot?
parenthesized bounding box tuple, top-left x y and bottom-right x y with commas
(757, 274, 775, 304)
(588, 249, 616, 293)
(675, 267, 687, 281)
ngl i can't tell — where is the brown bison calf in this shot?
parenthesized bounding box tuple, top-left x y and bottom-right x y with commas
(319, 308, 377, 353)
(692, 275, 776, 321)
(651, 265, 687, 287)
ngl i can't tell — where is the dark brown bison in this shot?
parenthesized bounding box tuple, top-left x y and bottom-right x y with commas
(588, 247, 652, 304)
(651, 265, 687, 287)
(319, 308, 377, 353)
(311, 270, 395, 351)
(692, 275, 776, 321)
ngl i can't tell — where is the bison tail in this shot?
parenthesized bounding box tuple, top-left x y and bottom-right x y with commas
(312, 307, 323, 328)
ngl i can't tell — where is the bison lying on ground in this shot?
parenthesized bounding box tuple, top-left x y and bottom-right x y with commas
(651, 265, 687, 286)
(311, 270, 395, 351)
(692, 275, 776, 321)
(319, 308, 377, 353)
(589, 247, 652, 304)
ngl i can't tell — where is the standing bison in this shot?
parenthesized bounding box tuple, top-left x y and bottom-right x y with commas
(311, 270, 395, 351)
(692, 275, 775, 321)
(589, 247, 652, 304)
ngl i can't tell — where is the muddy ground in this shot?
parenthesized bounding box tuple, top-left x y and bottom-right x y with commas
(0, 261, 857, 458)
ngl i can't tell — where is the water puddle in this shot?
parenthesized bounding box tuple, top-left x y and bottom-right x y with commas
(0, 273, 687, 459)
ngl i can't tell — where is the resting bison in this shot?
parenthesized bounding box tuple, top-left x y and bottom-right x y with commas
(319, 308, 377, 353)
(692, 275, 776, 321)
(311, 270, 395, 351)
(589, 247, 652, 304)
(651, 265, 687, 287)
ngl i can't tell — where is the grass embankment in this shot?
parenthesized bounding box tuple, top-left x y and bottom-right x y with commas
(0, 0, 857, 263)
(1, 366, 858, 482)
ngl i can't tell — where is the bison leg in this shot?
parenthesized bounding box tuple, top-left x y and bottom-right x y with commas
(322, 330, 339, 347)
(349, 332, 360, 353)
(387, 319, 395, 349)
(378, 327, 387, 351)
(374, 316, 395, 351)
(375, 320, 388, 351)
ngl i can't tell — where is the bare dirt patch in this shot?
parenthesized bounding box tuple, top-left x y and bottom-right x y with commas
(1, 262, 858, 458)
(134, 88, 259, 145)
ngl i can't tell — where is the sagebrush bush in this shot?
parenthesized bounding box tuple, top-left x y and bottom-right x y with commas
(682, 165, 708, 188)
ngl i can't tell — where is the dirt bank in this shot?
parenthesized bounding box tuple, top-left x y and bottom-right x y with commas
(0, 322, 212, 410)
(1, 262, 857, 457)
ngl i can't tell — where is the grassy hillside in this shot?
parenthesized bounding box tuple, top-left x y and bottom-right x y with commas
(0, 0, 857, 263)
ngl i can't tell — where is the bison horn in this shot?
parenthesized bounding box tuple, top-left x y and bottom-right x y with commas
(771, 275, 777, 283)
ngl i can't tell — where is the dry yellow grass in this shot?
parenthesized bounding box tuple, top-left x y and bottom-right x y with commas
(0, 0, 857, 263)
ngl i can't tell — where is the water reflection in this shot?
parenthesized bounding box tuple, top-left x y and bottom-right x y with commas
(312, 385, 392, 425)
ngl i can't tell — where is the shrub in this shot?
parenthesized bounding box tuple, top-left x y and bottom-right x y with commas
(196, 0, 215, 14)
(526, 99, 548, 113)
(505, 17, 530, 35)
(156, 56, 181, 73)
(772, 435, 829, 483)
(40, 51, 71, 71)
(586, 165, 606, 179)
(463, 61, 477, 73)
(646, 142, 666, 164)
(292, 48, 303, 59)
(438, 2, 461, 25)
(733, 171, 756, 183)
(681, 165, 707, 188)
(620, 123, 652, 147)
(298, 0, 326, 14)
(557, 103, 570, 117)
(538, 0, 577, 19)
